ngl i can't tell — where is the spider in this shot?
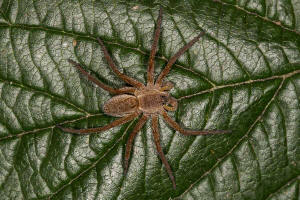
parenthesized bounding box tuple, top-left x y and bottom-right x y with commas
(58, 7, 230, 189)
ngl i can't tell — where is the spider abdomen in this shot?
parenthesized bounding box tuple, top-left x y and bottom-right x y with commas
(103, 94, 138, 117)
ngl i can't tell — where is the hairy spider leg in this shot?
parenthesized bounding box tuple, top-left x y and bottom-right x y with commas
(160, 81, 174, 91)
(57, 112, 140, 135)
(147, 7, 163, 85)
(161, 110, 231, 135)
(68, 59, 135, 94)
(97, 38, 145, 88)
(151, 115, 176, 189)
(156, 32, 205, 85)
(124, 114, 148, 174)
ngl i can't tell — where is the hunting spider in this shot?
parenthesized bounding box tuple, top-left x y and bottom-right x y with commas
(58, 7, 230, 189)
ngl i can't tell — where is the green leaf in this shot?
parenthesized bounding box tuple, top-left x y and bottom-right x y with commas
(0, 0, 299, 199)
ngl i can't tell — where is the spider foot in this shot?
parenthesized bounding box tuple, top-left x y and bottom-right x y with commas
(123, 161, 129, 175)
(67, 58, 78, 66)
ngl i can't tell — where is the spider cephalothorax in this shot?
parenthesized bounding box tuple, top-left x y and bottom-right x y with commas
(58, 7, 230, 189)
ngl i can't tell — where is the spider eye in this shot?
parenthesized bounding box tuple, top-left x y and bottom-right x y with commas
(161, 95, 168, 103)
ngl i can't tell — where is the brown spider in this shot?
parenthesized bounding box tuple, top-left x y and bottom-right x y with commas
(58, 7, 230, 189)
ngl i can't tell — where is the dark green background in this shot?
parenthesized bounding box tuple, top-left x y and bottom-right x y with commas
(0, 0, 299, 199)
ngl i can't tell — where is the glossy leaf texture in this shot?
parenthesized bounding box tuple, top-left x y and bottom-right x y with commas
(0, 0, 300, 199)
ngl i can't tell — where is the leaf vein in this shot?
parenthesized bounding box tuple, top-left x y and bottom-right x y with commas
(177, 77, 285, 198)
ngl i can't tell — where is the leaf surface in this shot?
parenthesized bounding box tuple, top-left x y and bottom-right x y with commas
(0, 0, 299, 199)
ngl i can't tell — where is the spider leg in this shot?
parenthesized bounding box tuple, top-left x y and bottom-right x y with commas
(161, 110, 231, 135)
(160, 81, 174, 91)
(97, 38, 144, 88)
(57, 112, 140, 135)
(151, 114, 176, 189)
(147, 7, 163, 85)
(68, 59, 135, 94)
(124, 114, 148, 175)
(156, 32, 205, 85)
